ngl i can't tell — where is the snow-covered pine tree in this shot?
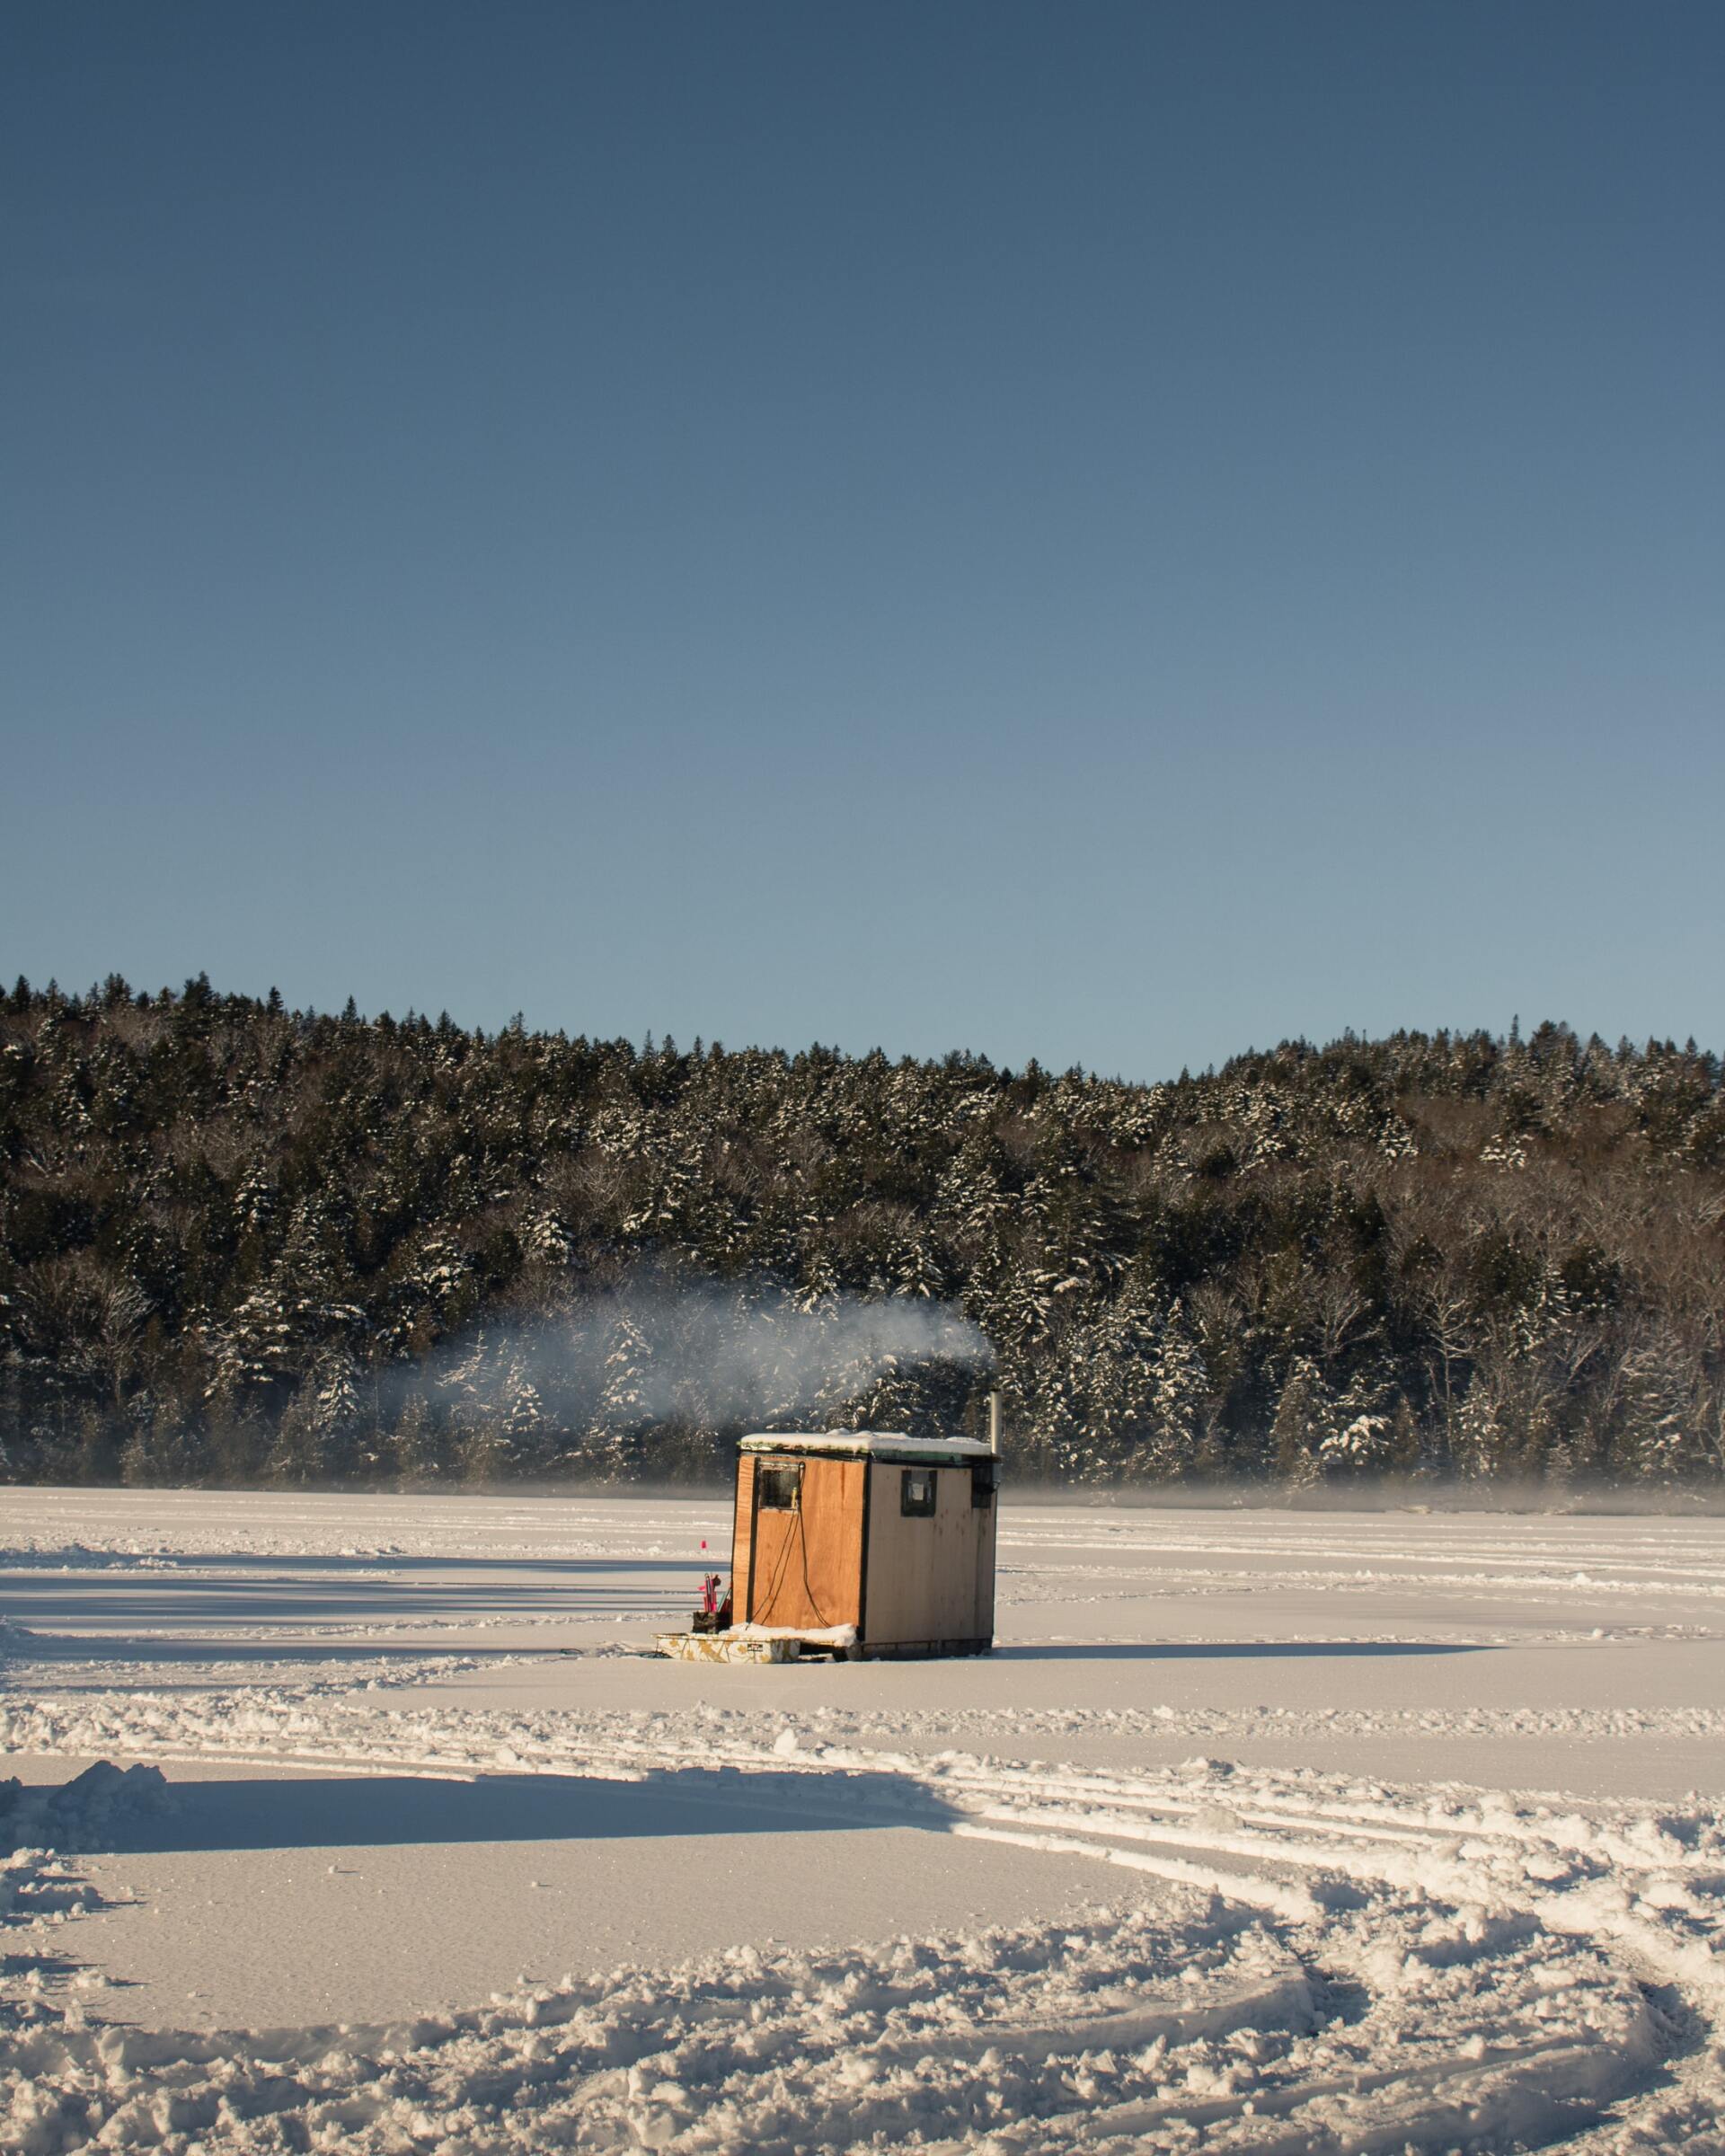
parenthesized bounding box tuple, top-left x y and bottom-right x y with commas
(582, 1309, 651, 1480)
(1270, 1356, 1328, 1489)
(1146, 1301, 1208, 1478)
(1616, 1331, 1702, 1484)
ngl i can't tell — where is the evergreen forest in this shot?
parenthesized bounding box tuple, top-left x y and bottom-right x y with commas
(3, 975, 1721, 1491)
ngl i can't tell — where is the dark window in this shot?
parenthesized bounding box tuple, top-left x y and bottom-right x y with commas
(756, 1462, 801, 1511)
(900, 1468, 936, 1516)
(971, 1460, 997, 1507)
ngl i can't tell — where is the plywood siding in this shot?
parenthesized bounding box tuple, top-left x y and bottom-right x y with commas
(730, 1452, 756, 1617)
(748, 1457, 865, 1630)
(972, 1489, 997, 1640)
(862, 1463, 992, 1646)
(927, 1466, 984, 1639)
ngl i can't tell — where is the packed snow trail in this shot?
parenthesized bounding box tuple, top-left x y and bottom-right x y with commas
(4, 1745, 1721, 2154)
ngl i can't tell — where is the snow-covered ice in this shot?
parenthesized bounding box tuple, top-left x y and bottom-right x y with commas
(4, 1488, 1723, 2152)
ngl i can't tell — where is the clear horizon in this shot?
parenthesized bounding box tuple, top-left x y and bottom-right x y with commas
(5, 3, 1721, 1082)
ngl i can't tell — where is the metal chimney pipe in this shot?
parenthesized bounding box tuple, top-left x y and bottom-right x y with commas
(986, 1391, 1001, 1455)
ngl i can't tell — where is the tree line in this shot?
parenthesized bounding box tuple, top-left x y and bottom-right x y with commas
(2, 974, 1721, 1490)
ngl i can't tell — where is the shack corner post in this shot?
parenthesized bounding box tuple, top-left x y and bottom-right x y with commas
(659, 1394, 1004, 1665)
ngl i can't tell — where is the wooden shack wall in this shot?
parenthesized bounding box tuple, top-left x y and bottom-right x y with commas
(739, 1454, 867, 1630)
(972, 1477, 998, 1640)
(730, 1453, 756, 1614)
(862, 1462, 994, 1647)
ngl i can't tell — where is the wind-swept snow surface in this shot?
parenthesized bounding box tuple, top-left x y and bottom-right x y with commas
(4, 1490, 1723, 2152)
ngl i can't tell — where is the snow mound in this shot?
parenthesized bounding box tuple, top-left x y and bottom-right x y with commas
(0, 1762, 171, 1856)
(728, 1622, 858, 1647)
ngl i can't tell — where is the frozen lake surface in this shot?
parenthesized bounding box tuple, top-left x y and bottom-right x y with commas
(4, 1487, 1723, 2152)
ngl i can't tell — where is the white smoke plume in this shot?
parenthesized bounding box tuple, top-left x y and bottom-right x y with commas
(413, 1279, 994, 1440)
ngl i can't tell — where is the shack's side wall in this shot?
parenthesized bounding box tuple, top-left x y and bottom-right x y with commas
(862, 1462, 993, 1647)
(730, 1453, 756, 1613)
(973, 1478, 997, 1640)
(743, 1455, 867, 1630)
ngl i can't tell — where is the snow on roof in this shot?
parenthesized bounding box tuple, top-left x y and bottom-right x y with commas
(739, 1430, 996, 1460)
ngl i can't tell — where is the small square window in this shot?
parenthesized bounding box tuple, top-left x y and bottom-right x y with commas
(900, 1469, 936, 1516)
(756, 1462, 801, 1510)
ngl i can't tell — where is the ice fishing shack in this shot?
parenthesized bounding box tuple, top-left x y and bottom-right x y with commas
(727, 1416, 1000, 1658)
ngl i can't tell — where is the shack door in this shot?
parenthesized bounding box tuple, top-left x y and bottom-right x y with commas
(744, 1455, 864, 1630)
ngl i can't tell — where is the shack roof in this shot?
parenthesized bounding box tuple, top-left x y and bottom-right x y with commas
(739, 1430, 996, 1465)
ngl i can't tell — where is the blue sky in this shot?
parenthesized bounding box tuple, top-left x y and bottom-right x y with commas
(4, 3, 1721, 1076)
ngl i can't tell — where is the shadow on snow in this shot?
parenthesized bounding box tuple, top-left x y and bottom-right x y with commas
(75, 1763, 966, 1856)
(991, 1640, 1488, 1661)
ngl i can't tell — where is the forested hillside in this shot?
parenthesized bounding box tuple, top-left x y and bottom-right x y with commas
(3, 975, 1721, 1489)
